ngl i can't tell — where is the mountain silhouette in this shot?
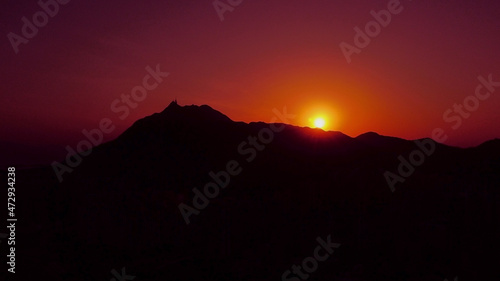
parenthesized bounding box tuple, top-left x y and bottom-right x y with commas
(15, 103, 500, 280)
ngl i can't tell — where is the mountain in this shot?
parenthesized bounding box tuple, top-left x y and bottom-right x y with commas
(13, 103, 500, 280)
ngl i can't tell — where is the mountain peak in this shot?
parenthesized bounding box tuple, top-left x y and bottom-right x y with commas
(158, 101, 233, 123)
(356, 131, 381, 138)
(167, 99, 181, 109)
(117, 102, 233, 142)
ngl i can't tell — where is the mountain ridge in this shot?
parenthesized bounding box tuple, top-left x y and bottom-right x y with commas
(17, 102, 500, 280)
(113, 102, 498, 153)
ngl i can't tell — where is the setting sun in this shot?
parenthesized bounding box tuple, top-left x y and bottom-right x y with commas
(313, 117, 326, 129)
(300, 102, 338, 131)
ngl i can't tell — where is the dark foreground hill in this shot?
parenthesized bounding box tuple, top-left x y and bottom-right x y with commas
(11, 102, 500, 280)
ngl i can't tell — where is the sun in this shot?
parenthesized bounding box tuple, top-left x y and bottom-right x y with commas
(313, 117, 326, 129)
(303, 104, 337, 131)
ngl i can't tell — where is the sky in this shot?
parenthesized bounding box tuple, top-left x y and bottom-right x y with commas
(1, 0, 500, 166)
